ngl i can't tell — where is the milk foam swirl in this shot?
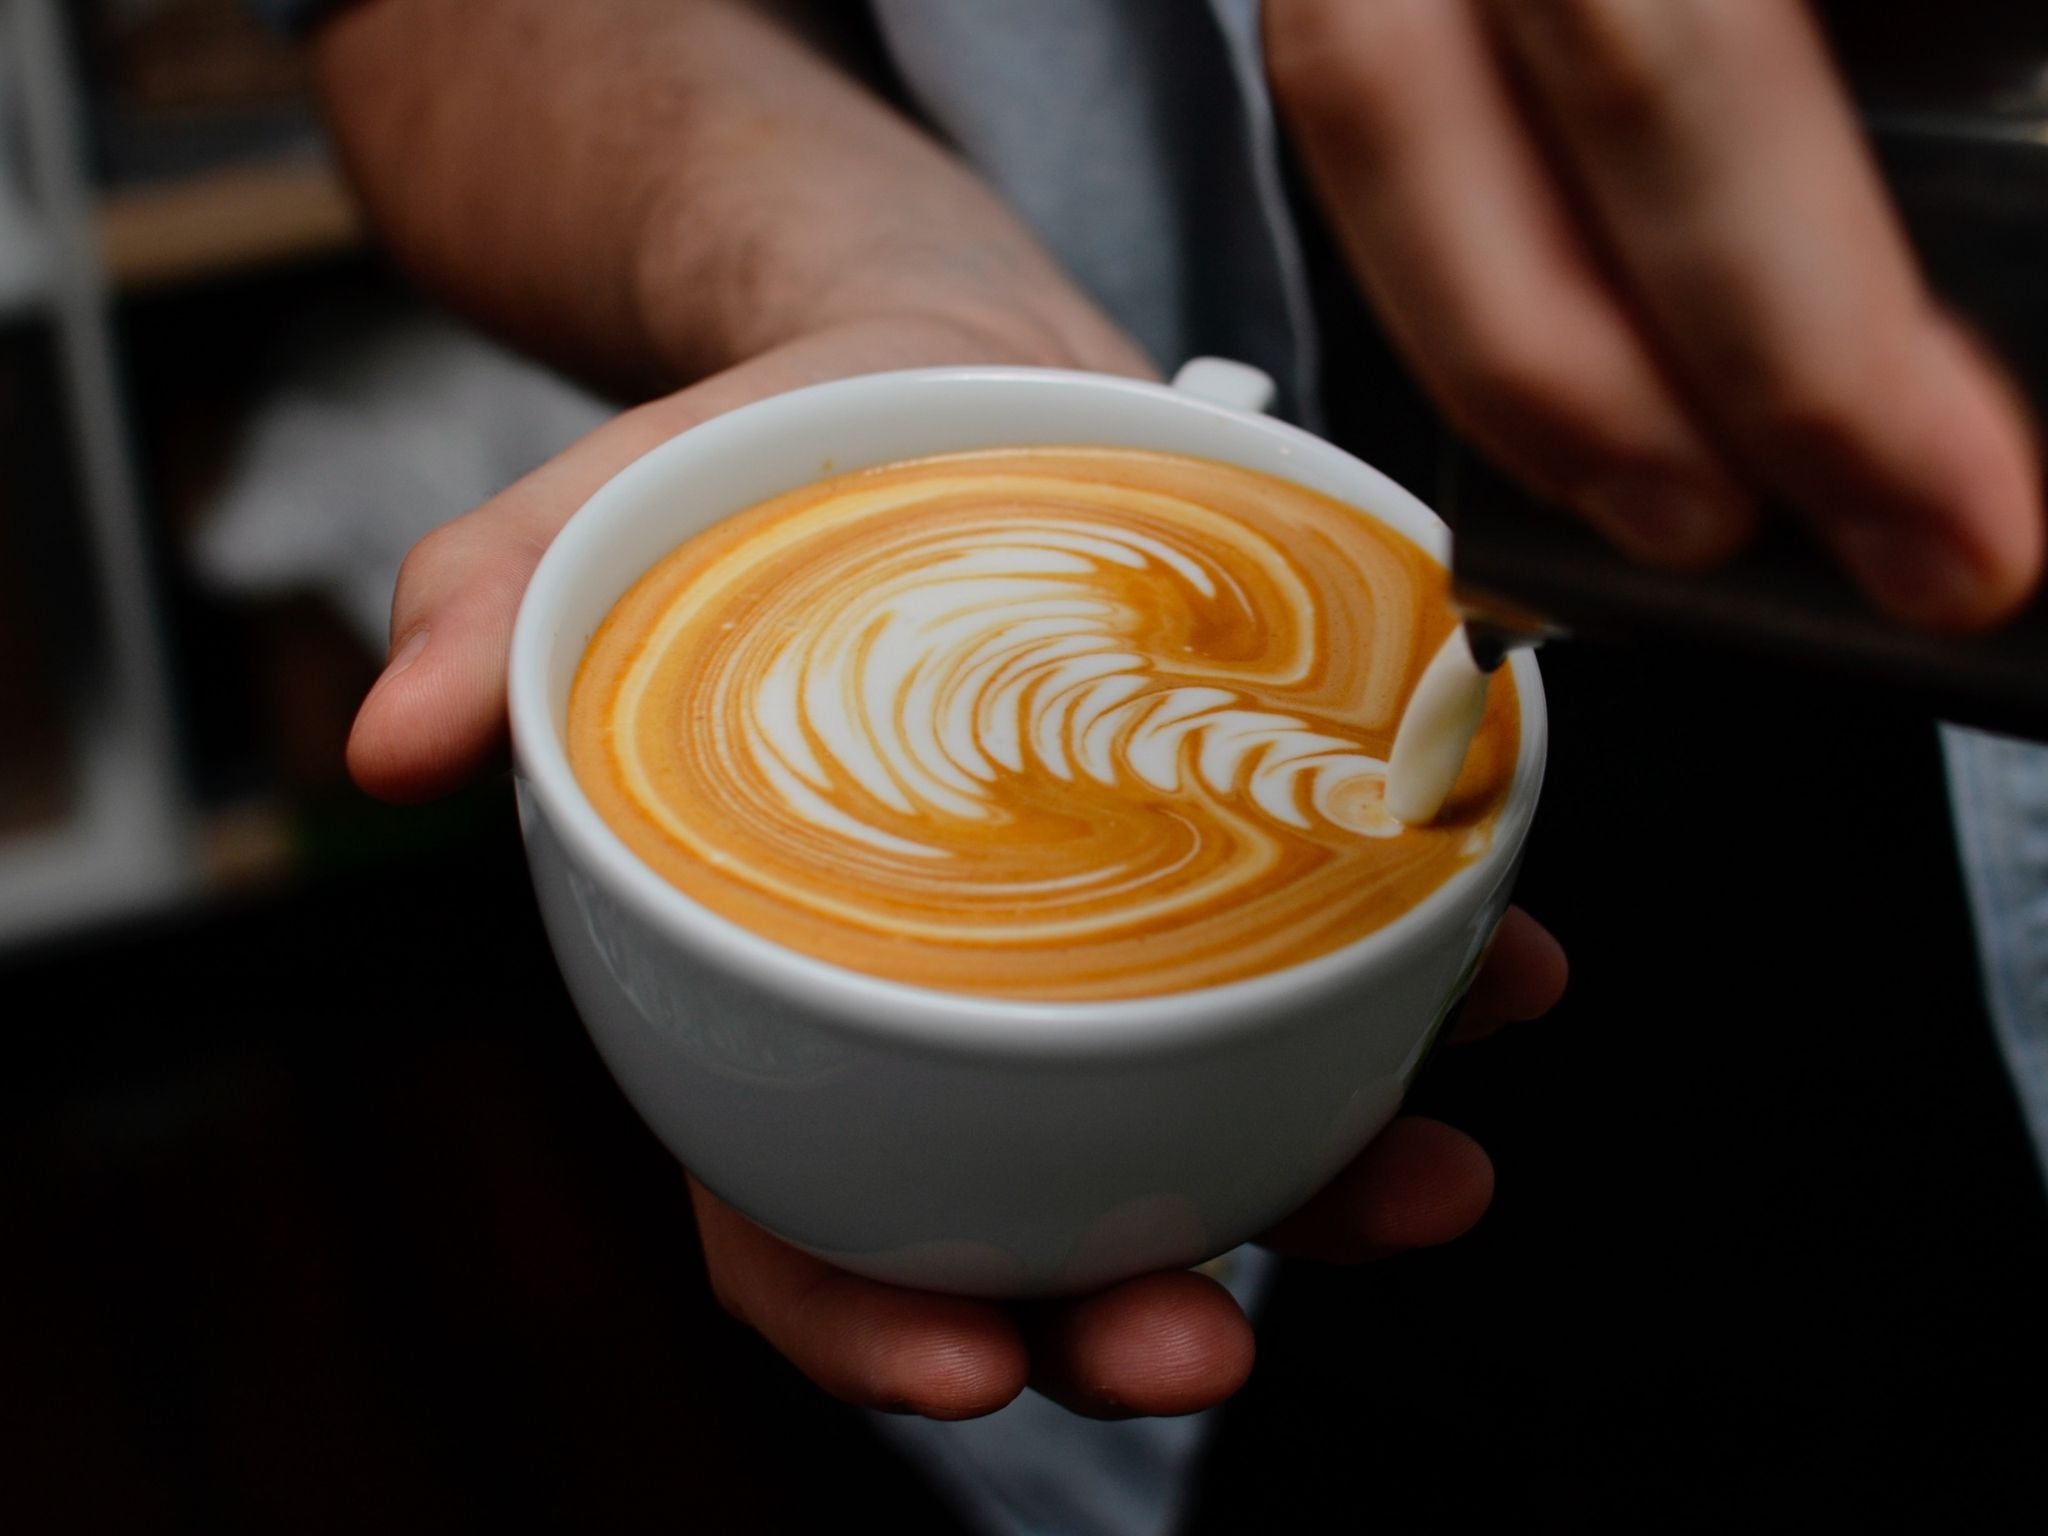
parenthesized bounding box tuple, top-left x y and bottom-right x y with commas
(570, 449, 1517, 1000)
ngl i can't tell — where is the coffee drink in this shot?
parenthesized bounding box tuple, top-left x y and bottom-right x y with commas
(568, 447, 1518, 1000)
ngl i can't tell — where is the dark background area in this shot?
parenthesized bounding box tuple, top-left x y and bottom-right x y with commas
(9, 583, 2046, 1536)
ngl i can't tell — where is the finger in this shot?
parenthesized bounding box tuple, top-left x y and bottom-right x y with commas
(1265, 0, 1755, 566)
(1480, 0, 2045, 627)
(1024, 1270, 1256, 1419)
(1447, 904, 1569, 1043)
(345, 393, 721, 802)
(347, 313, 1131, 803)
(688, 1177, 1030, 1420)
(1258, 1116, 1494, 1264)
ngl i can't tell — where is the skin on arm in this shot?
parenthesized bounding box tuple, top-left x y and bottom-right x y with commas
(316, 0, 1569, 1419)
(312, 0, 1147, 396)
(318, 0, 1152, 801)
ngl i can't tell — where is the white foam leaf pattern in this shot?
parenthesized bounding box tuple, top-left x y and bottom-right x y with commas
(726, 521, 1401, 855)
(577, 451, 1507, 996)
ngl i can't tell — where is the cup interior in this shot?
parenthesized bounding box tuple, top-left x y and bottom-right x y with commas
(508, 367, 1546, 1042)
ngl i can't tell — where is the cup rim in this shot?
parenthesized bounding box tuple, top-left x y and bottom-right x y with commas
(508, 365, 1547, 1058)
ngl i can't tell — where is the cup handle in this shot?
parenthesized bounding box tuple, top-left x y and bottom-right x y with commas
(1170, 357, 1277, 417)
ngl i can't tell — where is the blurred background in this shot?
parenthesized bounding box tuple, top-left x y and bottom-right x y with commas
(0, 0, 607, 939)
(3, 3, 2046, 1532)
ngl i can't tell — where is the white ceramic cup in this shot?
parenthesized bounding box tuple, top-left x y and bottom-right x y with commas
(508, 359, 1547, 1298)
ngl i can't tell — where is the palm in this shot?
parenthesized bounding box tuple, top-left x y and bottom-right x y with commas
(349, 319, 1567, 1422)
(686, 906, 1563, 1419)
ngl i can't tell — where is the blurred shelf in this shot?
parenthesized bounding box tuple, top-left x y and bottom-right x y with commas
(97, 157, 365, 293)
(1, 1, 389, 956)
(0, 193, 50, 319)
(0, 699, 197, 952)
(0, 794, 303, 955)
(0, 155, 365, 320)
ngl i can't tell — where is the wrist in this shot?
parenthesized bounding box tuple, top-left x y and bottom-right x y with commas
(625, 129, 1156, 387)
(806, 295, 1159, 381)
(632, 239, 1157, 389)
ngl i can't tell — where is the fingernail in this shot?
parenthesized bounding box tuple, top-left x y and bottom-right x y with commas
(377, 627, 431, 689)
(1837, 523, 1990, 628)
(1581, 479, 1745, 567)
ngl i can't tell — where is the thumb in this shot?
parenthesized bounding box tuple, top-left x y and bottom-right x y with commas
(346, 394, 704, 802)
(347, 311, 1142, 803)
(344, 515, 540, 804)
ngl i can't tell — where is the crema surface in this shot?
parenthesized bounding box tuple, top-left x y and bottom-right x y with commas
(568, 448, 1518, 1000)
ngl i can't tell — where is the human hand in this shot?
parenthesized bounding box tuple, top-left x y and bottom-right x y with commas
(1266, 0, 2044, 629)
(688, 905, 1565, 1420)
(347, 309, 1145, 801)
(348, 306, 1566, 1420)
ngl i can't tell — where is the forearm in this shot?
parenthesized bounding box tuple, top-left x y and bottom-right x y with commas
(312, 0, 1146, 394)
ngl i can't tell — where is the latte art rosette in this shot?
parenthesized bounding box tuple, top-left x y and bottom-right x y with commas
(571, 449, 1519, 1000)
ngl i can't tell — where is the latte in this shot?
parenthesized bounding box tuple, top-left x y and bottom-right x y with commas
(567, 447, 1518, 1000)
